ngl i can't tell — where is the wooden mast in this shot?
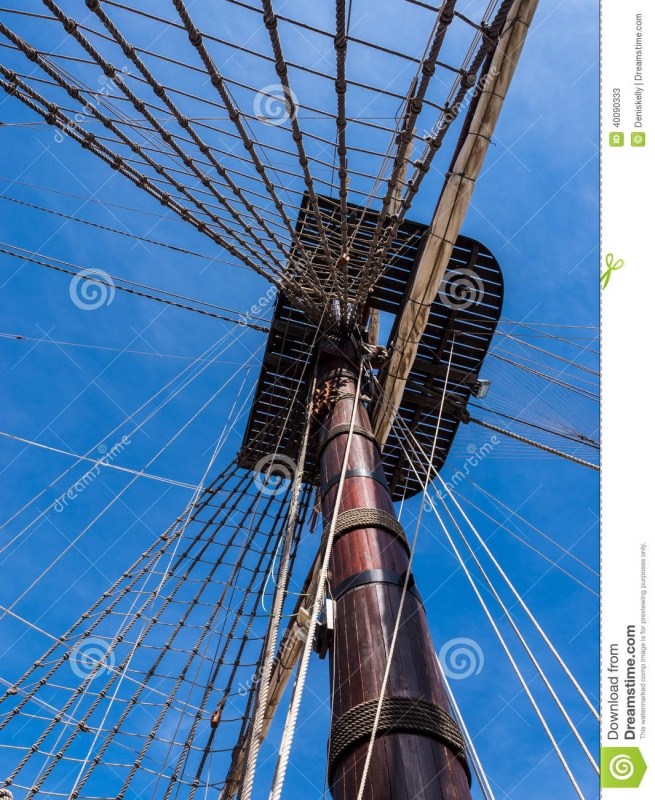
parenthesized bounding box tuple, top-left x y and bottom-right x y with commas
(313, 338, 472, 800)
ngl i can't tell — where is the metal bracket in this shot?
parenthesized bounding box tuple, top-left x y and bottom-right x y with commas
(313, 598, 336, 660)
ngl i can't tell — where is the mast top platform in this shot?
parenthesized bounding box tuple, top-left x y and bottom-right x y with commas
(238, 192, 503, 499)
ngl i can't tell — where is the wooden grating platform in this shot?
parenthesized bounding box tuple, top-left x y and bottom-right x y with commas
(238, 193, 503, 499)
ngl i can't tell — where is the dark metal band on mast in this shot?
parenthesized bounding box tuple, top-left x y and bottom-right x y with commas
(313, 338, 472, 799)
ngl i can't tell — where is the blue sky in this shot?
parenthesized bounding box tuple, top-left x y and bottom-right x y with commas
(0, 1, 599, 797)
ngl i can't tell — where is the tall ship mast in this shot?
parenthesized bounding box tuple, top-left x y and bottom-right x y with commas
(0, 1, 599, 798)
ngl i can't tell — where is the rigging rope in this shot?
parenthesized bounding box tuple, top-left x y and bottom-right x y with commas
(0, 346, 258, 616)
(470, 417, 600, 470)
(469, 403, 599, 448)
(425, 495, 587, 799)
(434, 491, 599, 771)
(239, 373, 316, 800)
(437, 660, 495, 800)
(268, 360, 364, 800)
(37, 0, 295, 273)
(356, 336, 456, 799)
(0, 194, 257, 273)
(0, 244, 269, 331)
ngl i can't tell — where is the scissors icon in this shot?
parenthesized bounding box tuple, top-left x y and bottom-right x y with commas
(601, 253, 624, 290)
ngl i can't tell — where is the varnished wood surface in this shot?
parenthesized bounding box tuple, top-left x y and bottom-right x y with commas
(316, 348, 471, 799)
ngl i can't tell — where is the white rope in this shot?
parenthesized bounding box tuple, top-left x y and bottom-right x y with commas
(437, 659, 495, 800)
(434, 471, 600, 724)
(434, 491, 599, 772)
(425, 494, 586, 798)
(267, 361, 364, 800)
(355, 339, 456, 800)
(240, 373, 316, 800)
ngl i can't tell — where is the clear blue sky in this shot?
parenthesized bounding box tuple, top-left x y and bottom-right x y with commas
(0, 0, 599, 797)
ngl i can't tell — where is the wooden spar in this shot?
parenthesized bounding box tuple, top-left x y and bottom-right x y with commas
(315, 339, 472, 800)
(371, 0, 541, 446)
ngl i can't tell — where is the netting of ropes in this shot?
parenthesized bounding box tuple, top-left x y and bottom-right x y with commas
(0, 463, 313, 799)
(0, 0, 514, 329)
(0, 350, 599, 800)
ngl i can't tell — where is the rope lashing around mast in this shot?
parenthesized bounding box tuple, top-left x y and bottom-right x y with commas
(315, 423, 380, 458)
(319, 507, 411, 555)
(469, 417, 600, 471)
(328, 697, 471, 786)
